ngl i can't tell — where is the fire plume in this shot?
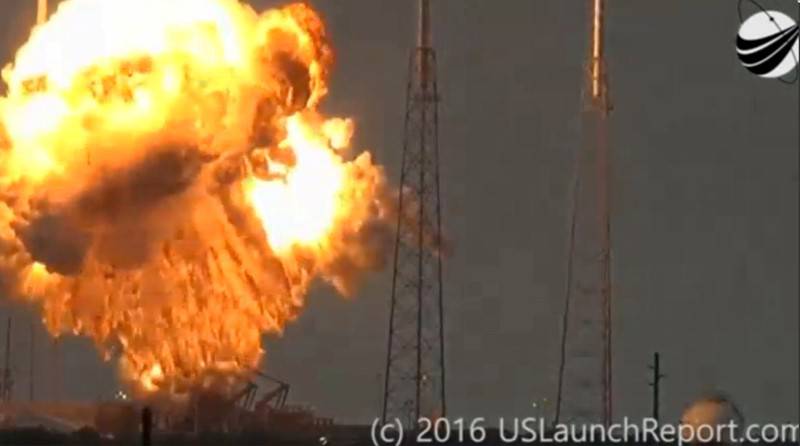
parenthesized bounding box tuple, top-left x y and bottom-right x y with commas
(0, 0, 391, 396)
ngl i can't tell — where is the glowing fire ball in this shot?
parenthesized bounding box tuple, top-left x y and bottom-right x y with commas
(0, 0, 393, 398)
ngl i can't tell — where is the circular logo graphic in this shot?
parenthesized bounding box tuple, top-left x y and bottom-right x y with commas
(736, 8, 799, 79)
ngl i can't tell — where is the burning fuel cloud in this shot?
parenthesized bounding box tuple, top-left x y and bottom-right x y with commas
(0, 0, 394, 397)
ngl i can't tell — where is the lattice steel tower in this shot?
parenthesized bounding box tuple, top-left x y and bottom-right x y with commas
(555, 0, 613, 426)
(382, 0, 446, 425)
(1, 317, 12, 402)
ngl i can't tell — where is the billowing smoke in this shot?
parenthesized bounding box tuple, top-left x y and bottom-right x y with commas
(0, 0, 395, 397)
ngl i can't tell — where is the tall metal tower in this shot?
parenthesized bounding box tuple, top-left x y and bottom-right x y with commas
(29, 319, 35, 401)
(382, 0, 446, 425)
(555, 0, 613, 426)
(1, 317, 12, 402)
(28, 0, 46, 402)
(51, 338, 62, 401)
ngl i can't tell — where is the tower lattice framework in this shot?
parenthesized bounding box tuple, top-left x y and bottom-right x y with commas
(555, 0, 613, 426)
(382, 0, 446, 426)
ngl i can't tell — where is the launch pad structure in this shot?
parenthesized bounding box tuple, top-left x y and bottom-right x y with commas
(382, 0, 447, 426)
(1, 318, 11, 402)
(5, 0, 622, 435)
(554, 0, 614, 426)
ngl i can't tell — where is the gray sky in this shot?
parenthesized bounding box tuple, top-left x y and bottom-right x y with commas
(0, 0, 797, 425)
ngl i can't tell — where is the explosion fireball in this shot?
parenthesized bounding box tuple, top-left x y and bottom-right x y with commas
(0, 0, 392, 397)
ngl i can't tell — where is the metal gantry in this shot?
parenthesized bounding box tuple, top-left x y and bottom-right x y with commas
(1, 317, 12, 402)
(382, 0, 446, 426)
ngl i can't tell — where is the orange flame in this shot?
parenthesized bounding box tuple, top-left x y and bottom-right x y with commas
(0, 0, 390, 396)
(245, 115, 347, 254)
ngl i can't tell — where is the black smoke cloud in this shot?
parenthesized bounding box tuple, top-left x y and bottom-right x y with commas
(20, 144, 210, 275)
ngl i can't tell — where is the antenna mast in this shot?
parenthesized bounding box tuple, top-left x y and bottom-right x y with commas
(649, 352, 665, 422)
(418, 0, 431, 85)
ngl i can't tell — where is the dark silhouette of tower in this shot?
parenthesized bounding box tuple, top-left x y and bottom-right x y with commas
(555, 0, 613, 426)
(1, 317, 12, 401)
(50, 338, 62, 401)
(382, 0, 446, 425)
(142, 406, 153, 446)
(29, 318, 35, 401)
